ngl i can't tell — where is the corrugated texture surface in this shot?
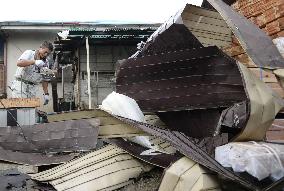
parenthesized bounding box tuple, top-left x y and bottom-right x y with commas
(107, 138, 180, 168)
(116, 46, 247, 112)
(113, 115, 273, 190)
(0, 119, 99, 153)
(182, 5, 232, 48)
(31, 145, 152, 191)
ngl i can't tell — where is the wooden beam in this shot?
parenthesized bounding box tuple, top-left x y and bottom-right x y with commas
(0, 98, 40, 108)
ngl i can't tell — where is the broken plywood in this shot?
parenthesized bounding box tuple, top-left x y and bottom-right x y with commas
(0, 98, 40, 108)
(159, 157, 220, 191)
(32, 145, 153, 191)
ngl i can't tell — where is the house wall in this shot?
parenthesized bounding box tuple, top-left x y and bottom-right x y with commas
(79, 45, 136, 108)
(5, 30, 58, 112)
(0, 37, 4, 95)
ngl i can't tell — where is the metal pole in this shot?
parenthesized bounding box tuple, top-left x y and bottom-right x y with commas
(86, 37, 91, 109)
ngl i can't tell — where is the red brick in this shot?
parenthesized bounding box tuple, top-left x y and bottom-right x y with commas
(263, 3, 284, 24)
(277, 30, 284, 37)
(265, 17, 284, 35)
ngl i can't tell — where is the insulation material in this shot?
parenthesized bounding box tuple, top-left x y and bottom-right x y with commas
(159, 157, 220, 191)
(215, 142, 284, 181)
(273, 37, 284, 55)
(31, 145, 153, 191)
(100, 91, 145, 122)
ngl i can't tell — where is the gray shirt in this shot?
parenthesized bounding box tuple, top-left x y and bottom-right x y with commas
(14, 50, 49, 84)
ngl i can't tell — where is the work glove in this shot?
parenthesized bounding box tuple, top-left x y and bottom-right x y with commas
(35, 60, 45, 68)
(43, 93, 49, 105)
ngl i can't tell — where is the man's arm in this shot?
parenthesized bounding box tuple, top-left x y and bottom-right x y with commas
(42, 81, 49, 94)
(17, 59, 35, 67)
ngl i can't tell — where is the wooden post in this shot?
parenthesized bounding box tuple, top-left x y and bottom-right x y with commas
(86, 37, 92, 109)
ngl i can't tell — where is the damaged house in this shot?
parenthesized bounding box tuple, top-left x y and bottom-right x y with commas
(1, 0, 284, 190)
(0, 22, 158, 112)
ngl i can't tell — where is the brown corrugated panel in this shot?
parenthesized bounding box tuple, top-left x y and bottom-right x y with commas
(0, 119, 99, 153)
(116, 45, 248, 138)
(117, 46, 247, 112)
(107, 138, 181, 168)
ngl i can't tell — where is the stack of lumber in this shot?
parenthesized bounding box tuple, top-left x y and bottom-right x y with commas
(223, 0, 284, 98)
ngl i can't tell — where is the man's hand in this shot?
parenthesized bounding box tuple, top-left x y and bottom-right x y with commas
(35, 60, 45, 68)
(43, 93, 49, 105)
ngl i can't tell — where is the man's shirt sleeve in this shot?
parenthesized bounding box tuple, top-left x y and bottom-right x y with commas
(18, 50, 33, 61)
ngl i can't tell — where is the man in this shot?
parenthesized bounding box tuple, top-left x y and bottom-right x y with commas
(10, 41, 53, 105)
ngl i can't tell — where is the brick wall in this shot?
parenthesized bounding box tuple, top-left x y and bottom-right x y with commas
(223, 0, 284, 98)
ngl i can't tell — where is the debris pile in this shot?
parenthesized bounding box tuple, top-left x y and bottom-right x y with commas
(2, 1, 284, 191)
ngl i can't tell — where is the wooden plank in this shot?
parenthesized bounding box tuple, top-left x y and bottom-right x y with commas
(47, 109, 108, 122)
(0, 98, 40, 108)
(222, 45, 245, 56)
(98, 124, 146, 138)
(234, 53, 257, 67)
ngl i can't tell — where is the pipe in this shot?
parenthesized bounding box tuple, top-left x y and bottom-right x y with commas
(86, 37, 91, 109)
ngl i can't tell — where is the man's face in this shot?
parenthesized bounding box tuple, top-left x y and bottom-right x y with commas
(39, 47, 51, 59)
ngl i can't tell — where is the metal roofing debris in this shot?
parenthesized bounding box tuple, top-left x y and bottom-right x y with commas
(31, 145, 153, 191)
(159, 157, 220, 191)
(181, 5, 232, 48)
(117, 46, 246, 112)
(107, 138, 180, 168)
(112, 115, 279, 190)
(0, 119, 99, 153)
(48, 110, 146, 138)
(207, 0, 284, 69)
(0, 146, 74, 166)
